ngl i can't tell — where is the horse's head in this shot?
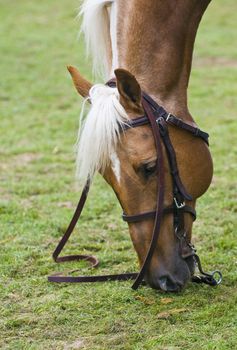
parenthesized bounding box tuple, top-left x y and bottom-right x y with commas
(68, 66, 213, 292)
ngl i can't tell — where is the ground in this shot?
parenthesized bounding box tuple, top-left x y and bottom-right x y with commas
(0, 0, 236, 349)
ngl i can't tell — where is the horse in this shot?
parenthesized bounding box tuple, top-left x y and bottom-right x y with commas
(50, 0, 222, 292)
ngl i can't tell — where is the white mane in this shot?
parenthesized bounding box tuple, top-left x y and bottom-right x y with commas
(76, 84, 129, 184)
(80, 0, 117, 77)
(77, 1, 124, 184)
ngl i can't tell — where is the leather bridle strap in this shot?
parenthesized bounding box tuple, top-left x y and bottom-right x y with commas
(51, 180, 93, 264)
(122, 94, 209, 145)
(122, 205, 196, 223)
(130, 97, 165, 289)
(142, 92, 209, 144)
(48, 180, 138, 283)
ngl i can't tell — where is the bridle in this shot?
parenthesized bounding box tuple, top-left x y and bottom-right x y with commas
(48, 81, 222, 289)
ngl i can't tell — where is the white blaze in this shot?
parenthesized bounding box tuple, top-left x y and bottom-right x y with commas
(110, 151, 121, 183)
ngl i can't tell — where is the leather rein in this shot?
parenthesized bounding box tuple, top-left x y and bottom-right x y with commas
(48, 82, 222, 289)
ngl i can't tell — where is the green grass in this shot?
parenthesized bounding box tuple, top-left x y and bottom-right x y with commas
(0, 0, 236, 349)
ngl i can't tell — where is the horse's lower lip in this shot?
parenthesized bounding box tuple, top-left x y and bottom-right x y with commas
(158, 276, 182, 292)
(145, 273, 185, 292)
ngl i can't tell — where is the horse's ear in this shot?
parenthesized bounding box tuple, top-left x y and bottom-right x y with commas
(67, 66, 92, 98)
(114, 68, 143, 114)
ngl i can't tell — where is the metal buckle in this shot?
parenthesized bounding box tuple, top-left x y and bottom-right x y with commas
(174, 197, 185, 209)
(187, 242, 196, 253)
(156, 117, 163, 124)
(211, 270, 223, 285)
(195, 128, 200, 136)
(166, 113, 171, 122)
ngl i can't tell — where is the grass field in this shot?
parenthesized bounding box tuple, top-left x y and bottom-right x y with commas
(0, 0, 236, 349)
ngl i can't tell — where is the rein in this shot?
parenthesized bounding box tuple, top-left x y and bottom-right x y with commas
(48, 83, 222, 289)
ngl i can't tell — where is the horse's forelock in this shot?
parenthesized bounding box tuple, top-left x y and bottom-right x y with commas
(76, 84, 129, 184)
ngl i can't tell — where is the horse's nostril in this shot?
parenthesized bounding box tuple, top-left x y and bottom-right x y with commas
(158, 276, 181, 292)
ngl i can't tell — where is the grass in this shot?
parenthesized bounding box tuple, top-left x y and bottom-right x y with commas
(0, 0, 236, 349)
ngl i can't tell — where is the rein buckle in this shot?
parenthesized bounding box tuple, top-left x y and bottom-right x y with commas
(174, 197, 185, 209)
(211, 270, 223, 285)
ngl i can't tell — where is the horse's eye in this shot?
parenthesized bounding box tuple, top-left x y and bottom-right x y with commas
(141, 161, 157, 179)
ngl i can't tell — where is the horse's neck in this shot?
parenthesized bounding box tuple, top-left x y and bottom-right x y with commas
(115, 0, 211, 119)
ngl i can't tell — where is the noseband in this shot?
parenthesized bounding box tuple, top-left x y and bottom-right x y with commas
(48, 81, 222, 289)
